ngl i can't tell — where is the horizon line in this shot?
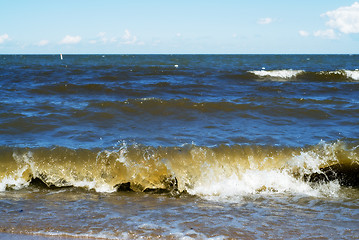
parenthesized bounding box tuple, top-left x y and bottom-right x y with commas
(1, 53, 358, 55)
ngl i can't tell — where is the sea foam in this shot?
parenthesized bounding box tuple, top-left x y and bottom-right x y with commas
(0, 167, 30, 191)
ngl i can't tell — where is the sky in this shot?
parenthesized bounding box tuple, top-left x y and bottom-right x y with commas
(1, 0, 359, 54)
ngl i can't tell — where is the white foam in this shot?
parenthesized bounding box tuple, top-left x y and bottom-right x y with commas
(187, 169, 320, 202)
(185, 141, 343, 201)
(344, 70, 359, 80)
(138, 223, 161, 230)
(72, 179, 115, 193)
(0, 166, 30, 191)
(249, 69, 304, 79)
(0, 152, 34, 191)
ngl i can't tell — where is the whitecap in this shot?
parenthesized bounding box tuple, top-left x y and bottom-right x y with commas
(344, 70, 359, 80)
(249, 69, 304, 79)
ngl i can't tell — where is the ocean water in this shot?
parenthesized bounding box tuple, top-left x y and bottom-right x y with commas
(0, 54, 358, 239)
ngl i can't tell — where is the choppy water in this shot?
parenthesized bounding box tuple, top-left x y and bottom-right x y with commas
(0, 55, 358, 239)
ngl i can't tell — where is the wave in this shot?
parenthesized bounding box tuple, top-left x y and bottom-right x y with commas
(29, 82, 147, 98)
(28, 81, 215, 97)
(1, 141, 358, 198)
(30, 83, 121, 95)
(88, 98, 263, 115)
(248, 69, 359, 81)
(85, 98, 341, 121)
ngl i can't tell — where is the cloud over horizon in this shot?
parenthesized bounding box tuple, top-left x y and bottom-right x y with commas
(120, 29, 139, 45)
(60, 35, 82, 44)
(299, 30, 310, 37)
(0, 34, 10, 44)
(314, 29, 337, 39)
(90, 32, 117, 44)
(257, 18, 273, 25)
(36, 40, 49, 46)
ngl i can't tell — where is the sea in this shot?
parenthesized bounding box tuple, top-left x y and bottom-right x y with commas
(0, 54, 358, 239)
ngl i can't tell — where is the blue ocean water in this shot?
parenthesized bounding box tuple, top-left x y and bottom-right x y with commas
(0, 54, 358, 148)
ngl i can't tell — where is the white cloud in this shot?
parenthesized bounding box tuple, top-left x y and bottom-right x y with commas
(60, 35, 81, 44)
(313, 29, 337, 39)
(258, 18, 273, 25)
(98, 32, 117, 44)
(0, 33, 10, 44)
(90, 32, 117, 44)
(322, 2, 359, 34)
(36, 40, 49, 46)
(121, 29, 138, 45)
(299, 30, 310, 37)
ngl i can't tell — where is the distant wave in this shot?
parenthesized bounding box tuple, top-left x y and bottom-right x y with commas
(248, 69, 359, 81)
(1, 141, 358, 198)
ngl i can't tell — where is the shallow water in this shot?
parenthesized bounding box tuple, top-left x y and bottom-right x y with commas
(1, 188, 358, 239)
(0, 55, 358, 239)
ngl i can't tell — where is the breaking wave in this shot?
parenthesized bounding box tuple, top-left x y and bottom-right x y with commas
(1, 141, 358, 199)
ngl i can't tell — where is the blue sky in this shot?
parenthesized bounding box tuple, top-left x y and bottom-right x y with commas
(1, 0, 359, 54)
